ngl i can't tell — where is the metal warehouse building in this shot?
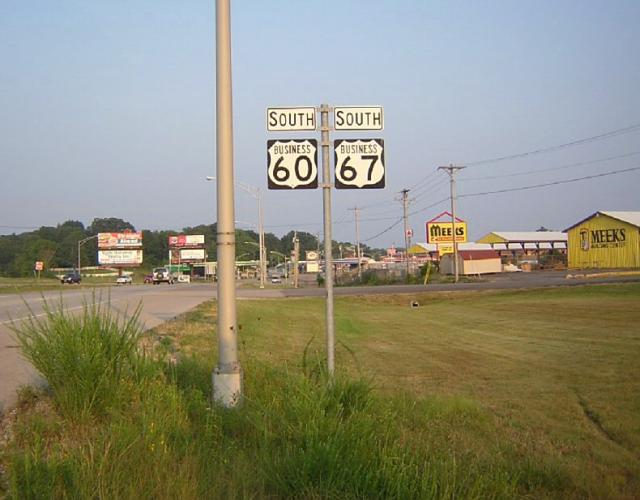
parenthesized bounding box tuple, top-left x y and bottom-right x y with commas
(565, 211, 640, 269)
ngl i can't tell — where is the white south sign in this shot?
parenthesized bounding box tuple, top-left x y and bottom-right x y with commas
(333, 106, 383, 130)
(267, 139, 318, 189)
(267, 107, 316, 131)
(334, 139, 385, 189)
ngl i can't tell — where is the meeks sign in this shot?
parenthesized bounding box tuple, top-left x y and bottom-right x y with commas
(579, 227, 627, 250)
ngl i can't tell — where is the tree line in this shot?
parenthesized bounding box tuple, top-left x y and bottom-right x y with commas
(0, 217, 385, 277)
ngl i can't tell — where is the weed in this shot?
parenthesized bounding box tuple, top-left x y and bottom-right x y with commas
(10, 294, 152, 422)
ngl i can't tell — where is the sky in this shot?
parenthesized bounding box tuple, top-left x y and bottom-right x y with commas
(1, 0, 639, 248)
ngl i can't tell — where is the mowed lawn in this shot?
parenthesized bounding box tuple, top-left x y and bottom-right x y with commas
(165, 282, 640, 497)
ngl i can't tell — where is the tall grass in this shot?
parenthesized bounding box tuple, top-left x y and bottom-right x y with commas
(11, 294, 150, 422)
(4, 297, 569, 498)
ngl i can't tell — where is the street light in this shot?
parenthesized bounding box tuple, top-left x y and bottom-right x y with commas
(269, 250, 288, 281)
(77, 235, 98, 277)
(206, 176, 266, 288)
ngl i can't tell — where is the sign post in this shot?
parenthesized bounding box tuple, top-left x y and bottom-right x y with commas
(266, 104, 385, 376)
(34, 261, 43, 279)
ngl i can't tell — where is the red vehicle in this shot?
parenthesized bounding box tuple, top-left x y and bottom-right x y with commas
(143, 274, 154, 284)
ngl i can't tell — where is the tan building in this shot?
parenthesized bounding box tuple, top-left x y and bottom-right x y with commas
(565, 211, 640, 269)
(439, 248, 502, 275)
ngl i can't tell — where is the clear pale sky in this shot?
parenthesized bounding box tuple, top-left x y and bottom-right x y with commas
(2, 1, 639, 248)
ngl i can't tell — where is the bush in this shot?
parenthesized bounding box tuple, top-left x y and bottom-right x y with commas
(11, 294, 151, 422)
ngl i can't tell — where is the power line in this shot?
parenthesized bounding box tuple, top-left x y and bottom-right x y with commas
(408, 167, 440, 192)
(466, 122, 640, 166)
(362, 217, 404, 243)
(462, 151, 640, 181)
(408, 197, 450, 217)
(411, 176, 449, 202)
(459, 165, 640, 198)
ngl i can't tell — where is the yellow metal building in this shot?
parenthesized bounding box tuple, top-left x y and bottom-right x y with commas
(565, 211, 640, 269)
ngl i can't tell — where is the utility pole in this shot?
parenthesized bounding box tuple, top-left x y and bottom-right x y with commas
(213, 0, 241, 407)
(400, 189, 410, 280)
(349, 207, 362, 279)
(438, 165, 465, 283)
(292, 232, 300, 289)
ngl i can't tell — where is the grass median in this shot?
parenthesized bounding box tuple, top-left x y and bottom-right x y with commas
(1, 283, 639, 498)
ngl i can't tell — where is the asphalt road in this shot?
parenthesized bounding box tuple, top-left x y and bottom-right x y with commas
(1, 270, 638, 414)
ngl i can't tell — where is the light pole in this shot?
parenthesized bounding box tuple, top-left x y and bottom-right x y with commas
(77, 235, 98, 277)
(213, 0, 241, 408)
(270, 250, 288, 280)
(206, 176, 266, 289)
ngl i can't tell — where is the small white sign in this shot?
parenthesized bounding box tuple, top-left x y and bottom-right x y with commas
(333, 106, 383, 130)
(267, 107, 316, 131)
(98, 249, 143, 265)
(334, 139, 385, 189)
(180, 249, 206, 261)
(267, 139, 318, 189)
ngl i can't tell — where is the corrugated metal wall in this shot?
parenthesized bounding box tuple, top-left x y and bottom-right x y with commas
(568, 214, 640, 268)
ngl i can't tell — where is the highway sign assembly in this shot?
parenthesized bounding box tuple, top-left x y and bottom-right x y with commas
(267, 139, 318, 189)
(265, 103, 385, 376)
(334, 139, 385, 189)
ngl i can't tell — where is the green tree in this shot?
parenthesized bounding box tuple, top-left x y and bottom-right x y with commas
(87, 218, 135, 234)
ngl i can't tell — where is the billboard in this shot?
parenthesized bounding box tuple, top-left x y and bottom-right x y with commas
(168, 235, 205, 248)
(180, 249, 206, 261)
(98, 232, 143, 249)
(98, 249, 143, 265)
(426, 222, 467, 244)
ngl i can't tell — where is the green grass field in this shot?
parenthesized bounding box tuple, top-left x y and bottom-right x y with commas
(160, 283, 640, 497)
(2, 283, 639, 498)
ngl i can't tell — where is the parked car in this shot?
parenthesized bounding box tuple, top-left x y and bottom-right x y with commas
(152, 267, 174, 285)
(116, 275, 133, 285)
(143, 274, 154, 284)
(61, 272, 81, 284)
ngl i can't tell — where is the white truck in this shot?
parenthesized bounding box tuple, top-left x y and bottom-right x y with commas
(152, 267, 174, 285)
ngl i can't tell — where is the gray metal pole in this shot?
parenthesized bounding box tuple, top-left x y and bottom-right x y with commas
(354, 207, 362, 279)
(320, 104, 335, 376)
(258, 190, 265, 289)
(213, 0, 241, 407)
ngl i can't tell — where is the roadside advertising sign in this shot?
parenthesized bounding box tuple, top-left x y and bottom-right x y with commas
(98, 249, 143, 265)
(305, 250, 319, 272)
(179, 249, 206, 261)
(437, 243, 454, 255)
(168, 235, 205, 248)
(34, 261, 44, 271)
(426, 222, 468, 244)
(98, 232, 143, 249)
